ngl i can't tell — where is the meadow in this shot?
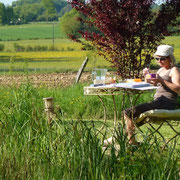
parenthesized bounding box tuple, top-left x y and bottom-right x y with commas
(0, 23, 180, 73)
(0, 81, 179, 179)
(0, 38, 110, 73)
(0, 22, 66, 41)
(0, 23, 179, 178)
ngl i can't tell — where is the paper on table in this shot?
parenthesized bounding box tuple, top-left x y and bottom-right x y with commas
(90, 82, 151, 88)
(115, 82, 151, 88)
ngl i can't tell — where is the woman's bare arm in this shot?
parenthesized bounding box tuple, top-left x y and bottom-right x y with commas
(158, 67, 180, 94)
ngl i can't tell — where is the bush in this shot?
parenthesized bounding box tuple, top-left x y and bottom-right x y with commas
(26, 45, 33, 52)
(66, 46, 74, 51)
(48, 45, 59, 51)
(13, 43, 51, 52)
(13, 43, 25, 52)
(34, 45, 48, 51)
(0, 44, 5, 52)
(60, 47, 64, 51)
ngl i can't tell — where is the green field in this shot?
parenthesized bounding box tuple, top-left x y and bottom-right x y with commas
(0, 38, 82, 51)
(0, 23, 180, 73)
(0, 22, 66, 41)
(0, 48, 110, 73)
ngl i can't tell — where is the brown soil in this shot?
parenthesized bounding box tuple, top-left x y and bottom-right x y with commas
(0, 71, 157, 88)
(0, 72, 92, 88)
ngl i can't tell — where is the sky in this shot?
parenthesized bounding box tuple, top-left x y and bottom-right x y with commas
(0, 0, 16, 5)
(0, 0, 163, 6)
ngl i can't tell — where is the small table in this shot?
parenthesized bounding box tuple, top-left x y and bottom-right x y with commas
(84, 82, 157, 134)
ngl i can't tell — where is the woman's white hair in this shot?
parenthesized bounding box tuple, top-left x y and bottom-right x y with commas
(169, 54, 176, 66)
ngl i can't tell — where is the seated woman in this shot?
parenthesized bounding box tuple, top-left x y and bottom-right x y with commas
(124, 44, 180, 145)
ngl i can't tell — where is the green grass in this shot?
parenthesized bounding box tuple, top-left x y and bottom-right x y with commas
(0, 22, 66, 41)
(163, 36, 180, 62)
(0, 38, 82, 51)
(0, 81, 179, 179)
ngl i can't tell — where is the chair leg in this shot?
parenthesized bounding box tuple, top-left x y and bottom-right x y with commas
(147, 120, 180, 149)
(148, 122, 166, 143)
(165, 120, 179, 134)
(161, 133, 179, 151)
(135, 116, 180, 149)
(160, 120, 180, 149)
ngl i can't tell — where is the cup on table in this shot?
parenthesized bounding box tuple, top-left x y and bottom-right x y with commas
(92, 68, 107, 85)
(150, 73, 156, 78)
(92, 70, 97, 83)
(145, 73, 156, 82)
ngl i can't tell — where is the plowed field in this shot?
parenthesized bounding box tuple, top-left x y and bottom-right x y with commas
(0, 72, 91, 88)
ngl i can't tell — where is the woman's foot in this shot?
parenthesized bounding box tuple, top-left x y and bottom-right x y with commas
(103, 137, 114, 146)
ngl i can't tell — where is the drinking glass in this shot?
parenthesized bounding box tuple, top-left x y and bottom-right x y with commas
(92, 68, 107, 85)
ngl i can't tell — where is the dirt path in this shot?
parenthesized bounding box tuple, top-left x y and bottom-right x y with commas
(0, 72, 92, 87)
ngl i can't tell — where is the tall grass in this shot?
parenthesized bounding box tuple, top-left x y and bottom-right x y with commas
(0, 81, 179, 179)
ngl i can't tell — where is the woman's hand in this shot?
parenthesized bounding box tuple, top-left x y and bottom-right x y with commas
(142, 68, 150, 77)
(146, 74, 162, 86)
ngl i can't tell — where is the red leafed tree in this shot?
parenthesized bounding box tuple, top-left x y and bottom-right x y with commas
(68, 0, 180, 79)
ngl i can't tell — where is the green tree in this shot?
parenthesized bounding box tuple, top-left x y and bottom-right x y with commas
(0, 3, 6, 25)
(59, 4, 72, 17)
(69, 0, 180, 79)
(14, 3, 44, 23)
(6, 6, 14, 24)
(42, 0, 57, 21)
(12, 0, 41, 6)
(12, 0, 68, 23)
(54, 0, 67, 14)
(60, 9, 83, 38)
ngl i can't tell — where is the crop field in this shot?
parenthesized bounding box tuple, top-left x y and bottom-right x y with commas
(0, 36, 179, 74)
(0, 49, 110, 73)
(0, 38, 110, 73)
(0, 22, 66, 41)
(0, 22, 180, 73)
(0, 23, 179, 74)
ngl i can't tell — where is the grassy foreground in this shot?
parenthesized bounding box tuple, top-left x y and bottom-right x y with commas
(0, 80, 179, 179)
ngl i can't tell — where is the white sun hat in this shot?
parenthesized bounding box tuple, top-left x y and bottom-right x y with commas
(154, 45, 174, 57)
(154, 45, 176, 65)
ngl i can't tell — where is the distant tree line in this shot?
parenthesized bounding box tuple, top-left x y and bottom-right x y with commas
(0, 3, 14, 25)
(0, 0, 71, 25)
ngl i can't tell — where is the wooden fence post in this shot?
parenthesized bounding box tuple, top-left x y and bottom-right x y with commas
(75, 57, 89, 84)
(43, 97, 54, 124)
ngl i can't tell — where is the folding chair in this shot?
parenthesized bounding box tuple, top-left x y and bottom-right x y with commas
(135, 109, 180, 149)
